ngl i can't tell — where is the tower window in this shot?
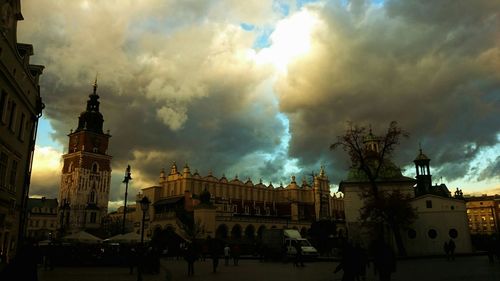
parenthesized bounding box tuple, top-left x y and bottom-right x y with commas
(92, 163, 99, 173)
(89, 190, 96, 203)
(90, 212, 97, 223)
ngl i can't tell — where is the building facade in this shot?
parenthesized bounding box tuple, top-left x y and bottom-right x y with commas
(340, 132, 471, 256)
(26, 197, 57, 241)
(58, 81, 111, 233)
(465, 195, 500, 235)
(136, 163, 345, 241)
(0, 0, 44, 260)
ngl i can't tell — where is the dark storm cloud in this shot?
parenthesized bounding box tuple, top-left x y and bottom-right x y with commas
(19, 1, 287, 199)
(276, 1, 500, 184)
(19, 0, 499, 200)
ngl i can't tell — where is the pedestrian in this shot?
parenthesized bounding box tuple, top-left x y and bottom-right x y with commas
(374, 240, 396, 281)
(443, 241, 450, 260)
(334, 242, 357, 281)
(232, 244, 240, 266)
(128, 247, 136, 274)
(184, 243, 196, 276)
(224, 244, 231, 266)
(293, 241, 304, 267)
(209, 238, 220, 273)
(447, 239, 455, 261)
(354, 243, 369, 281)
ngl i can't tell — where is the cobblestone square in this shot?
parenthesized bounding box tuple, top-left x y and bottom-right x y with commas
(38, 256, 500, 281)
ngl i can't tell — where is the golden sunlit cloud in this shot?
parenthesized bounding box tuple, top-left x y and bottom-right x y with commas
(256, 9, 321, 72)
(30, 145, 62, 197)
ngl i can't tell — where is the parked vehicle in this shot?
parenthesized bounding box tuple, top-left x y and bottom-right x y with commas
(261, 229, 318, 259)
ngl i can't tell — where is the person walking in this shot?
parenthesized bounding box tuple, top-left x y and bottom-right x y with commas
(224, 244, 231, 266)
(443, 241, 450, 260)
(293, 241, 304, 267)
(232, 244, 240, 266)
(209, 238, 220, 273)
(448, 239, 456, 261)
(184, 243, 196, 276)
(374, 241, 396, 281)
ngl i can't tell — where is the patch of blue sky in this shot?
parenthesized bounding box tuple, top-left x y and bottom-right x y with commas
(296, 0, 321, 9)
(36, 117, 62, 148)
(371, 0, 385, 6)
(273, 0, 290, 16)
(240, 23, 255, 31)
(252, 27, 274, 49)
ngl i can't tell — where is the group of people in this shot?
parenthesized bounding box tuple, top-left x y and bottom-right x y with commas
(334, 241, 395, 281)
(180, 238, 242, 276)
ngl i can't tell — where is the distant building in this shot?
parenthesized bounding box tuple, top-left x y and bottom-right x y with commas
(26, 197, 58, 241)
(57, 81, 111, 233)
(340, 132, 471, 256)
(465, 195, 500, 235)
(104, 205, 137, 235)
(0, 0, 44, 260)
(134, 163, 345, 241)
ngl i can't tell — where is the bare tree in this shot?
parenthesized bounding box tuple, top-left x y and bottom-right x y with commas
(331, 121, 415, 256)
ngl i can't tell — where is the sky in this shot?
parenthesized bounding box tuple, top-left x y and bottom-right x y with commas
(17, 0, 499, 210)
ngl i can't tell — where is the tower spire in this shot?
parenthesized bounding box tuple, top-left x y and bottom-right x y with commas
(92, 73, 98, 95)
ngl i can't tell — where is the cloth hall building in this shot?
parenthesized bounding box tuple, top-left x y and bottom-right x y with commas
(135, 163, 345, 240)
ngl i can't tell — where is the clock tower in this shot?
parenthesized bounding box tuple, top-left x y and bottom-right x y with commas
(58, 79, 112, 233)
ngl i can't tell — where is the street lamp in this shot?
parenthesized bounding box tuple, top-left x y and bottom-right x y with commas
(122, 165, 132, 234)
(137, 196, 150, 281)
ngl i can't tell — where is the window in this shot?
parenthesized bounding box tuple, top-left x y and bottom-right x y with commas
(426, 200, 432, 208)
(255, 207, 260, 215)
(232, 205, 238, 213)
(244, 205, 249, 214)
(449, 229, 458, 239)
(0, 91, 7, 123)
(18, 113, 25, 140)
(408, 229, 417, 239)
(8, 160, 17, 191)
(7, 101, 16, 131)
(89, 190, 96, 203)
(92, 163, 98, 173)
(428, 229, 437, 239)
(265, 207, 271, 216)
(0, 153, 7, 189)
(90, 212, 97, 223)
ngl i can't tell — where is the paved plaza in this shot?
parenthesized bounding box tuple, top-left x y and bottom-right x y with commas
(38, 256, 500, 281)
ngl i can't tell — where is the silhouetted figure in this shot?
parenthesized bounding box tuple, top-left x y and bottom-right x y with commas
(488, 236, 499, 264)
(184, 243, 196, 276)
(224, 244, 230, 266)
(232, 244, 240, 266)
(448, 239, 456, 261)
(209, 239, 220, 273)
(374, 241, 396, 281)
(334, 242, 357, 281)
(293, 241, 304, 267)
(128, 247, 136, 274)
(201, 242, 209, 261)
(443, 241, 450, 260)
(355, 243, 369, 281)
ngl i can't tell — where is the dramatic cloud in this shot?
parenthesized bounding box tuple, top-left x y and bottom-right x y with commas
(18, 0, 499, 203)
(276, 0, 500, 184)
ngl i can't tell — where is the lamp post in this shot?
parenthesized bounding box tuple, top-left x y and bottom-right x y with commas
(137, 196, 150, 281)
(122, 165, 132, 234)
